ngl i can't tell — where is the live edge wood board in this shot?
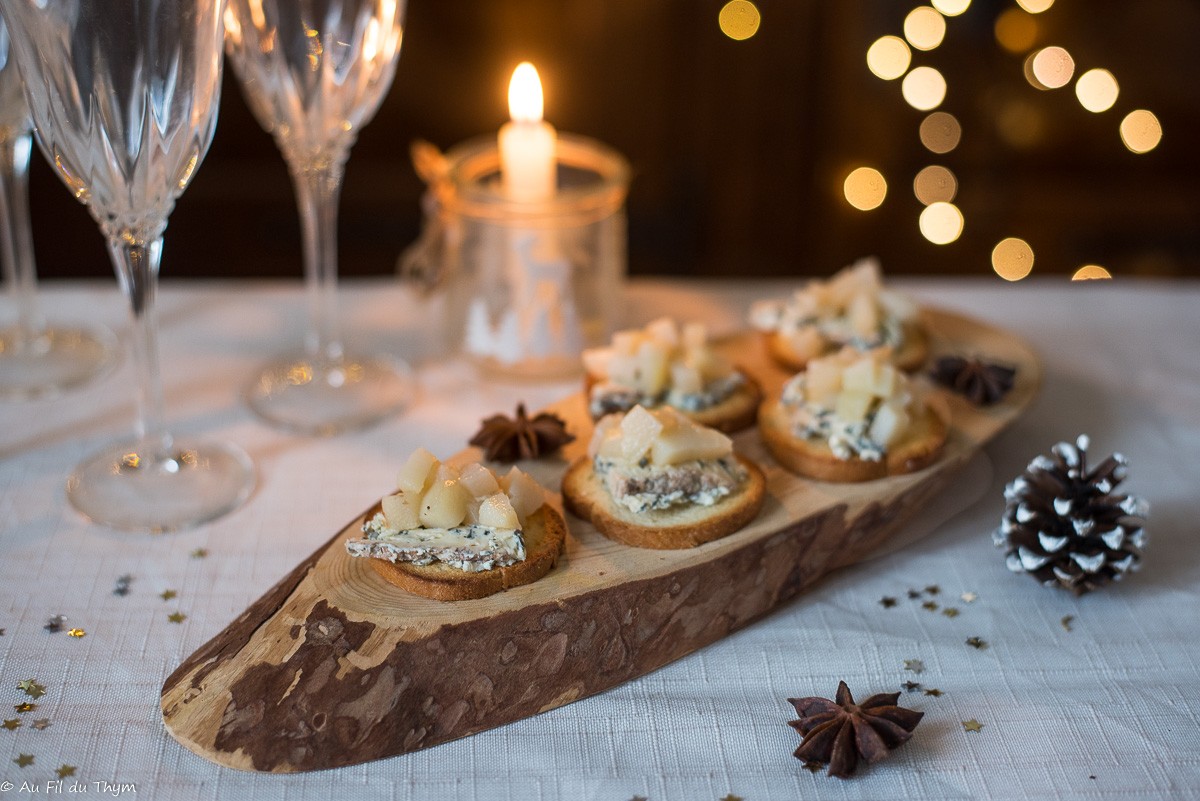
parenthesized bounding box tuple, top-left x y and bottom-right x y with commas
(162, 308, 1039, 773)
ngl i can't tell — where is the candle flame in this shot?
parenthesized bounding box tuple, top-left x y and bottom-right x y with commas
(508, 62, 544, 124)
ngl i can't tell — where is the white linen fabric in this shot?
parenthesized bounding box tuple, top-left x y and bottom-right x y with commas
(0, 278, 1196, 800)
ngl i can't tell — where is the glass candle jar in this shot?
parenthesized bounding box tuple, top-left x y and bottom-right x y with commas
(406, 133, 631, 379)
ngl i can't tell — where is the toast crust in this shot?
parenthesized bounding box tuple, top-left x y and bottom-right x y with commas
(584, 371, 762, 433)
(758, 398, 947, 482)
(764, 323, 929, 373)
(562, 454, 766, 550)
(368, 505, 567, 601)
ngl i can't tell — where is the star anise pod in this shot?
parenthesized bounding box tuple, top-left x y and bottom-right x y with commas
(469, 403, 575, 462)
(930, 355, 1016, 405)
(787, 681, 923, 778)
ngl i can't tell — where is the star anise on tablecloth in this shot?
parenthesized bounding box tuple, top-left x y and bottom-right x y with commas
(469, 403, 575, 462)
(931, 356, 1016, 405)
(787, 681, 924, 778)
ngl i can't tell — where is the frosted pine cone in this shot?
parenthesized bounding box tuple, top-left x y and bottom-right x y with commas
(994, 435, 1148, 595)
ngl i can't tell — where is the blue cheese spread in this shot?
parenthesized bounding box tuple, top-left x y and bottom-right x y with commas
(345, 513, 526, 572)
(594, 455, 747, 514)
(589, 371, 746, 418)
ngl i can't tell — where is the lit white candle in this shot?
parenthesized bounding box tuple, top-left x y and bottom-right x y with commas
(499, 62, 557, 202)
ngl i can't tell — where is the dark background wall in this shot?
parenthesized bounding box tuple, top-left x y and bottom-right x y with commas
(25, 0, 1200, 281)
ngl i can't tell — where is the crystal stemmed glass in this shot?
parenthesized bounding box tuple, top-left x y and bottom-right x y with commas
(225, 0, 415, 435)
(0, 18, 118, 400)
(1, 0, 254, 532)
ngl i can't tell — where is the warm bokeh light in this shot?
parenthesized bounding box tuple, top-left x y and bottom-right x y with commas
(994, 8, 1038, 53)
(719, 0, 761, 41)
(508, 62, 544, 122)
(1016, 0, 1054, 12)
(1072, 265, 1112, 281)
(843, 167, 888, 211)
(867, 36, 912, 80)
(1027, 46, 1074, 90)
(902, 66, 947, 111)
(992, 238, 1035, 281)
(913, 165, 957, 205)
(919, 112, 962, 153)
(931, 0, 971, 16)
(904, 6, 946, 51)
(996, 98, 1045, 148)
(1075, 69, 1120, 113)
(919, 202, 964, 244)
(1120, 110, 1162, 153)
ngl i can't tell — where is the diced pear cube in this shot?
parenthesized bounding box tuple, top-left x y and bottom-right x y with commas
(848, 293, 880, 338)
(645, 317, 680, 348)
(635, 341, 670, 395)
(619, 405, 664, 464)
(650, 419, 731, 465)
(381, 491, 420, 530)
(581, 346, 614, 378)
(458, 462, 500, 499)
(606, 353, 640, 387)
(783, 326, 824, 362)
(835, 391, 874, 424)
(868, 401, 910, 447)
(871, 364, 899, 398)
(829, 259, 881, 306)
(806, 357, 843, 405)
(841, 357, 879, 394)
(478, 492, 520, 530)
(501, 466, 545, 523)
(464, 498, 482, 525)
(612, 330, 643, 356)
(588, 414, 623, 459)
(682, 322, 708, 349)
(670, 362, 704, 395)
(396, 447, 439, 494)
(418, 465, 470, 529)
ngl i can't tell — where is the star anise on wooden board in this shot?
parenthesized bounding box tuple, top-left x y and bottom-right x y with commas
(469, 404, 575, 462)
(930, 355, 1016, 405)
(787, 681, 924, 778)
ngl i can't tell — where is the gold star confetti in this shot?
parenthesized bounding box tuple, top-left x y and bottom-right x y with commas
(14, 702, 35, 713)
(17, 680, 45, 699)
(942, 607, 960, 618)
(720, 795, 744, 801)
(67, 628, 86, 638)
(31, 719, 50, 731)
(922, 600, 939, 611)
(924, 688, 944, 697)
(963, 719, 984, 733)
(43, 615, 66, 633)
(961, 592, 978, 603)
(966, 637, 988, 650)
(902, 681, 922, 692)
(113, 575, 133, 597)
(1061, 615, 1075, 632)
(190, 548, 209, 559)
(907, 589, 921, 599)
(2, 719, 21, 730)
(0, 628, 5, 635)
(160, 589, 178, 601)
(168, 612, 187, 624)
(13, 753, 33, 767)
(802, 759, 824, 773)
(924, 584, 940, 595)
(879, 596, 897, 608)
(55, 764, 76, 779)
(904, 659, 925, 674)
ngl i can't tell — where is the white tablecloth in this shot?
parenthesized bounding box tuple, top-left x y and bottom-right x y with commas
(0, 278, 1197, 800)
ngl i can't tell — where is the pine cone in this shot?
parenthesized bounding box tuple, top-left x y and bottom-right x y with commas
(787, 681, 923, 778)
(994, 435, 1148, 595)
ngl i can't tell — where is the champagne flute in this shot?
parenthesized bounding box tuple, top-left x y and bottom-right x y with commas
(0, 17, 118, 400)
(1, 0, 254, 532)
(226, 0, 415, 435)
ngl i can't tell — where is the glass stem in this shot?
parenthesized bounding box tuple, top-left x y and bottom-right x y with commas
(0, 129, 44, 344)
(291, 161, 346, 363)
(107, 232, 171, 461)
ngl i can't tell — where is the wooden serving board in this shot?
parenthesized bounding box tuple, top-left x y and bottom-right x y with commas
(161, 308, 1039, 773)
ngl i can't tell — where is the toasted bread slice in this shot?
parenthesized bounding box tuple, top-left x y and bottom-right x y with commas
(369, 505, 567, 601)
(759, 398, 947, 482)
(562, 454, 766, 549)
(584, 371, 763, 433)
(764, 323, 929, 373)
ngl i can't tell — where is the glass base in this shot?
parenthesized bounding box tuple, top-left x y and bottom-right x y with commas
(247, 352, 416, 436)
(0, 325, 119, 400)
(66, 438, 255, 533)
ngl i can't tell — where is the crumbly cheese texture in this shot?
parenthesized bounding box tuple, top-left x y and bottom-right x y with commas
(590, 372, 746, 418)
(749, 257, 916, 356)
(595, 455, 747, 514)
(345, 513, 526, 572)
(779, 349, 918, 462)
